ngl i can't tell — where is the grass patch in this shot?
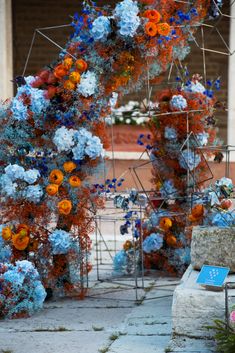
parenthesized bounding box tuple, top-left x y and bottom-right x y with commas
(92, 325, 104, 331)
(34, 326, 71, 332)
(1, 350, 13, 353)
(109, 333, 119, 341)
(98, 347, 109, 353)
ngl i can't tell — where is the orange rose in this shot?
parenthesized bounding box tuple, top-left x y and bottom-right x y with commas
(54, 64, 68, 79)
(123, 240, 132, 251)
(166, 234, 177, 247)
(63, 161, 77, 173)
(156, 23, 171, 36)
(49, 169, 64, 185)
(12, 233, 30, 251)
(17, 224, 30, 236)
(159, 217, 172, 231)
(46, 184, 59, 196)
(63, 57, 73, 70)
(75, 59, 88, 72)
(143, 9, 161, 23)
(69, 71, 81, 84)
(145, 22, 158, 37)
(69, 175, 81, 188)
(188, 204, 204, 222)
(2, 227, 12, 241)
(58, 199, 72, 215)
(63, 80, 76, 90)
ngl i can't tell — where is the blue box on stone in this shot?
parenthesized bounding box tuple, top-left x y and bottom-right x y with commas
(196, 265, 230, 291)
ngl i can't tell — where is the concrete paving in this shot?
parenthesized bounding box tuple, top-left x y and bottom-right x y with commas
(0, 209, 217, 353)
(0, 276, 215, 353)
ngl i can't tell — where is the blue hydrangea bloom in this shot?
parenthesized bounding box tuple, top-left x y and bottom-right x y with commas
(0, 174, 17, 197)
(114, 0, 140, 37)
(10, 98, 28, 121)
(170, 95, 188, 110)
(23, 185, 43, 203)
(211, 212, 235, 227)
(0, 260, 46, 318)
(160, 180, 178, 198)
(30, 88, 49, 115)
(5, 164, 25, 180)
(91, 16, 111, 41)
(196, 132, 209, 146)
(16, 77, 49, 115)
(23, 169, 40, 184)
(77, 71, 97, 97)
(173, 247, 191, 265)
(143, 233, 163, 253)
(72, 143, 85, 160)
(85, 136, 104, 159)
(3, 269, 25, 288)
(179, 149, 201, 171)
(113, 250, 128, 275)
(49, 229, 72, 255)
(165, 127, 177, 140)
(53, 126, 76, 152)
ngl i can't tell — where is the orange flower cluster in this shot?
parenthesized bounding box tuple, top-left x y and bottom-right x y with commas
(1, 224, 31, 251)
(143, 9, 171, 37)
(46, 167, 82, 215)
(54, 57, 88, 91)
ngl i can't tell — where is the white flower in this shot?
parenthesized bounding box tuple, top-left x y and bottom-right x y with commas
(53, 126, 76, 152)
(77, 71, 97, 97)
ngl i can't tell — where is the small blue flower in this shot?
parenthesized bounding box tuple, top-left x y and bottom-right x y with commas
(196, 132, 209, 146)
(170, 95, 188, 111)
(160, 180, 178, 198)
(164, 127, 177, 140)
(179, 149, 201, 171)
(49, 229, 72, 255)
(113, 250, 128, 275)
(143, 233, 163, 253)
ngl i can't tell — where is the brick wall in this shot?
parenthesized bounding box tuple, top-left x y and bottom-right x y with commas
(12, 0, 229, 142)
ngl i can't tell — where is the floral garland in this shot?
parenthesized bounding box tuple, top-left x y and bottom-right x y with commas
(0, 0, 215, 315)
(140, 74, 233, 275)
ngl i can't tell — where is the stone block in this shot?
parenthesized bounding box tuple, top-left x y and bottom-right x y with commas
(172, 265, 235, 338)
(191, 226, 235, 272)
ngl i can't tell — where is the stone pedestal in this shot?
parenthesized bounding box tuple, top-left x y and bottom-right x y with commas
(172, 265, 235, 338)
(191, 226, 235, 273)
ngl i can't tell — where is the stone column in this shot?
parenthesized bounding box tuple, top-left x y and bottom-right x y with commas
(228, 7, 235, 151)
(0, 0, 13, 100)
